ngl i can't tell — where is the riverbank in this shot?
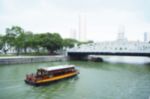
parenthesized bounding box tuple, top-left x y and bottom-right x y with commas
(0, 55, 67, 65)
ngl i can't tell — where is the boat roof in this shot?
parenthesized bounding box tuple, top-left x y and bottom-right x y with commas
(39, 65, 75, 71)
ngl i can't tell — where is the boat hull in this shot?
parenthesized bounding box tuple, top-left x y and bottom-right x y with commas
(25, 72, 78, 86)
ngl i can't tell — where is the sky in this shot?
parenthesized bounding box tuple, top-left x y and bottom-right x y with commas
(0, 0, 150, 41)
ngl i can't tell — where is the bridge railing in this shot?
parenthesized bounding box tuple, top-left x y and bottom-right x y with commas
(67, 41, 150, 54)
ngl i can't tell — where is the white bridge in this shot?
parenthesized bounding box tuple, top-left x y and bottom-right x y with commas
(67, 29, 150, 60)
(67, 40, 150, 59)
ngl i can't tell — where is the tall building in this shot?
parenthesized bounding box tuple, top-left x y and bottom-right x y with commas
(78, 14, 87, 42)
(117, 25, 127, 42)
(144, 32, 148, 42)
(70, 29, 77, 40)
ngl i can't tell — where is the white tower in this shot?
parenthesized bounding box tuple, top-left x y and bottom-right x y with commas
(144, 32, 148, 42)
(79, 14, 87, 42)
(70, 29, 77, 40)
(117, 25, 127, 42)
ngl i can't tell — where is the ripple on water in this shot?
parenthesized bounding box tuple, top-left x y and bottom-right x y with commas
(0, 60, 150, 99)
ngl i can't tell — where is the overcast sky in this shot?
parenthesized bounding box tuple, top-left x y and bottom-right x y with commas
(0, 0, 150, 41)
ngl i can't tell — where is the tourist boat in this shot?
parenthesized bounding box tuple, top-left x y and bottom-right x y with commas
(25, 65, 79, 86)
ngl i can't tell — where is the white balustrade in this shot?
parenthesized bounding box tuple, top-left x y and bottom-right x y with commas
(67, 41, 150, 54)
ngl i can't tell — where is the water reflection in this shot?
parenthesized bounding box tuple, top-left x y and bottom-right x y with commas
(71, 60, 150, 73)
(27, 77, 79, 99)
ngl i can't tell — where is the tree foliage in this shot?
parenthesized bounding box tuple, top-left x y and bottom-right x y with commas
(63, 38, 78, 48)
(39, 33, 63, 54)
(0, 26, 89, 55)
(0, 35, 4, 50)
(5, 26, 25, 55)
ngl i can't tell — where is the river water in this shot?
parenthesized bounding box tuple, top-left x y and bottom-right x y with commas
(0, 56, 150, 99)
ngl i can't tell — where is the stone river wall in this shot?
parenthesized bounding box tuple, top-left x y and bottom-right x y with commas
(0, 55, 67, 65)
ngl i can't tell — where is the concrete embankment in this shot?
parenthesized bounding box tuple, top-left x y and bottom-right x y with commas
(0, 55, 67, 65)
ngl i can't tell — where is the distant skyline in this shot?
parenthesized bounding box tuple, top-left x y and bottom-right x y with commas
(0, 0, 150, 41)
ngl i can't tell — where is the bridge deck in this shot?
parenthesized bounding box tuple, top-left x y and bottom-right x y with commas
(68, 52, 150, 57)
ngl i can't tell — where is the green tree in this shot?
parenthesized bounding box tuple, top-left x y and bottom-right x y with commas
(0, 35, 4, 50)
(63, 38, 78, 48)
(5, 26, 25, 55)
(30, 34, 43, 53)
(4, 26, 66, 55)
(40, 33, 63, 54)
(23, 31, 34, 53)
(78, 40, 94, 45)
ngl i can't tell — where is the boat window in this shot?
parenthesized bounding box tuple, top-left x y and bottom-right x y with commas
(43, 71, 48, 76)
(49, 74, 53, 78)
(37, 70, 42, 76)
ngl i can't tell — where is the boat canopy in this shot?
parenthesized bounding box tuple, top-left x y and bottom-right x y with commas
(39, 65, 75, 72)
